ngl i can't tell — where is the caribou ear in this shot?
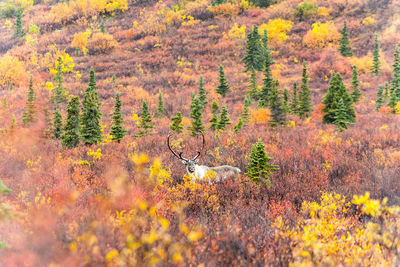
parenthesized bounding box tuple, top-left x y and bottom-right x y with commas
(194, 158, 199, 164)
(181, 160, 187, 165)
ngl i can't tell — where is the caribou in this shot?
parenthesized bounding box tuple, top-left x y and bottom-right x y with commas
(167, 132, 241, 183)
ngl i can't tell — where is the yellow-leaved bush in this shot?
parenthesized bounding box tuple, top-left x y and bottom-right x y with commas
(303, 21, 340, 49)
(274, 192, 400, 266)
(259, 18, 293, 45)
(87, 32, 118, 55)
(0, 54, 27, 87)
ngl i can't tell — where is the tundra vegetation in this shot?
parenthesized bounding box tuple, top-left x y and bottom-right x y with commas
(0, 0, 399, 266)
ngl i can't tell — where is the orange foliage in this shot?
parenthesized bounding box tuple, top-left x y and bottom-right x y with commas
(87, 33, 118, 55)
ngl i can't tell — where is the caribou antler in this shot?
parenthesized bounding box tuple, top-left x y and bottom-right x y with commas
(192, 131, 205, 161)
(167, 133, 188, 161)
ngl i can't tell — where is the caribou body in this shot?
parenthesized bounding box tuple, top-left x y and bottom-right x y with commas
(167, 132, 241, 183)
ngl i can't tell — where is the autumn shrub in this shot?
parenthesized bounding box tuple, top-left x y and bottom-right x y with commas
(185, 0, 214, 20)
(275, 192, 400, 266)
(87, 33, 118, 55)
(0, 1, 19, 18)
(294, 1, 318, 21)
(303, 21, 340, 49)
(71, 29, 92, 55)
(0, 54, 27, 88)
(259, 18, 293, 45)
(209, 3, 240, 17)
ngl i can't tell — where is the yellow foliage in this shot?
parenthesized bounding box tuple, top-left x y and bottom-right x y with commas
(394, 102, 400, 114)
(71, 29, 92, 55)
(87, 32, 118, 55)
(259, 19, 293, 45)
(87, 148, 102, 160)
(348, 54, 373, 74)
(276, 192, 400, 266)
(317, 6, 331, 18)
(303, 21, 340, 49)
(14, 0, 33, 10)
(250, 108, 271, 125)
(362, 16, 376, 25)
(208, 3, 240, 17)
(0, 54, 27, 87)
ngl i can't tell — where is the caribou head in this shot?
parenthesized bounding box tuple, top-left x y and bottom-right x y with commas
(167, 132, 241, 183)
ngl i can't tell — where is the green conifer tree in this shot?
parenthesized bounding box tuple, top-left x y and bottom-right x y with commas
(241, 95, 252, 126)
(8, 82, 13, 91)
(110, 93, 127, 143)
(350, 65, 361, 102)
(268, 81, 286, 126)
(156, 92, 165, 118)
(52, 108, 63, 139)
(245, 138, 279, 185)
(388, 45, 400, 110)
(188, 97, 205, 136)
(61, 96, 80, 149)
(290, 82, 299, 114)
(322, 72, 356, 125)
(22, 75, 36, 126)
(282, 87, 290, 113)
(14, 10, 25, 38)
(339, 21, 353, 57)
(234, 117, 244, 133)
(217, 105, 232, 130)
(298, 61, 312, 118)
(53, 57, 67, 104)
(216, 65, 230, 97)
(376, 85, 385, 111)
(170, 111, 183, 133)
(243, 25, 262, 72)
(384, 82, 389, 100)
(259, 43, 274, 107)
(100, 20, 105, 33)
(197, 75, 208, 108)
(80, 68, 102, 145)
(209, 100, 219, 131)
(249, 68, 259, 100)
(260, 30, 273, 70)
(333, 98, 353, 131)
(137, 100, 154, 137)
(372, 33, 381, 75)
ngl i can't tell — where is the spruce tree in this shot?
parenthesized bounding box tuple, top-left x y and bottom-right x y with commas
(322, 72, 356, 125)
(298, 61, 312, 118)
(372, 33, 381, 75)
(268, 81, 286, 126)
(241, 95, 252, 126)
(376, 85, 385, 111)
(137, 100, 154, 137)
(243, 25, 262, 72)
(350, 65, 361, 102)
(388, 45, 400, 109)
(8, 82, 13, 91)
(22, 75, 36, 126)
(170, 111, 183, 133)
(61, 96, 80, 149)
(333, 98, 353, 131)
(339, 21, 353, 57)
(234, 117, 244, 133)
(384, 82, 389, 100)
(216, 65, 230, 97)
(14, 10, 25, 38)
(110, 93, 127, 143)
(209, 100, 219, 131)
(156, 92, 165, 118)
(282, 87, 290, 113)
(245, 138, 279, 185)
(52, 108, 63, 139)
(249, 68, 259, 100)
(53, 56, 67, 104)
(197, 75, 208, 108)
(290, 82, 299, 115)
(188, 97, 205, 136)
(217, 105, 232, 130)
(259, 43, 274, 107)
(100, 20, 105, 33)
(81, 68, 102, 145)
(260, 30, 272, 70)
